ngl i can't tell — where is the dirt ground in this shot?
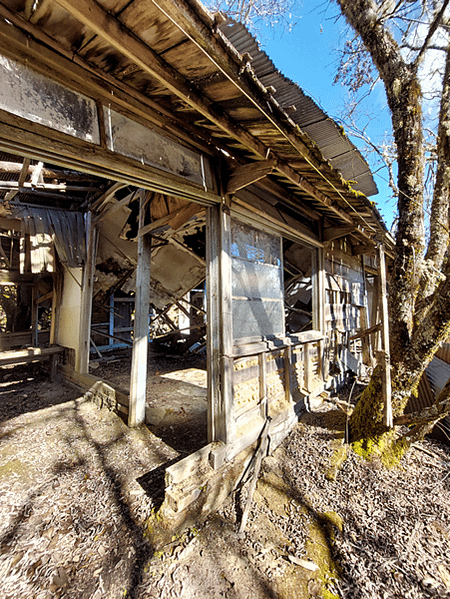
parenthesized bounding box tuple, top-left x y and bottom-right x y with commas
(1, 360, 450, 599)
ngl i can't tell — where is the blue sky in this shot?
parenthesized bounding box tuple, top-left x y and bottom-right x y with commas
(256, 2, 397, 229)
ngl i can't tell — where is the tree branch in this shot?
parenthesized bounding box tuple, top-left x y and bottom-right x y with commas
(423, 43, 450, 274)
(394, 375, 450, 442)
(413, 0, 450, 68)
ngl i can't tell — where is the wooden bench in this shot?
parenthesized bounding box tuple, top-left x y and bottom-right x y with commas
(0, 346, 64, 381)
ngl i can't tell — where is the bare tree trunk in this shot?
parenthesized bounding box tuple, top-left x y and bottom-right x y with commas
(336, 0, 450, 453)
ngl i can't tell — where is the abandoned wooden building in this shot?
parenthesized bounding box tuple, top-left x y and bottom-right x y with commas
(0, 0, 394, 518)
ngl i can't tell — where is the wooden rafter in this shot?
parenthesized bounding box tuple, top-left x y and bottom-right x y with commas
(4, 157, 30, 202)
(323, 225, 355, 243)
(0, 161, 99, 181)
(53, 0, 365, 231)
(226, 159, 277, 194)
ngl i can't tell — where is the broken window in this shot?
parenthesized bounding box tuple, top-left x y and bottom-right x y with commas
(231, 220, 284, 342)
(283, 240, 315, 335)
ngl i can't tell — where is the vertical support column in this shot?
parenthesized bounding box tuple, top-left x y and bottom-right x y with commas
(50, 268, 61, 346)
(284, 345, 291, 404)
(206, 202, 235, 444)
(377, 244, 392, 428)
(109, 294, 115, 350)
(313, 246, 326, 384)
(258, 351, 267, 418)
(129, 190, 151, 427)
(206, 205, 220, 442)
(31, 285, 38, 346)
(360, 259, 372, 366)
(76, 211, 97, 374)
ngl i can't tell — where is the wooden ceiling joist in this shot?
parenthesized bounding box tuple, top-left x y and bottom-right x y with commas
(52, 0, 366, 232)
(323, 225, 355, 243)
(352, 243, 376, 256)
(4, 157, 30, 202)
(226, 159, 277, 194)
(0, 161, 102, 182)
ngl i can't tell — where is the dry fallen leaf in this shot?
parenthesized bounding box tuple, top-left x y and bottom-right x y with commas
(288, 556, 319, 571)
(438, 564, 450, 590)
(307, 578, 322, 597)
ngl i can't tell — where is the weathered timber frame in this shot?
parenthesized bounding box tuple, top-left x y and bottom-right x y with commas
(0, 0, 394, 519)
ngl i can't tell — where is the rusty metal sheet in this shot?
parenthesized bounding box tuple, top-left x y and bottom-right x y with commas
(218, 19, 378, 197)
(15, 206, 86, 269)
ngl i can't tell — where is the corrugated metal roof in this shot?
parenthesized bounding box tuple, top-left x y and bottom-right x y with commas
(219, 20, 378, 197)
(426, 356, 450, 396)
(12, 206, 86, 269)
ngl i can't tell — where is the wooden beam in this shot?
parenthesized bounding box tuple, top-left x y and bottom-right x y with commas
(348, 322, 382, 342)
(93, 189, 138, 225)
(76, 212, 97, 374)
(137, 202, 204, 237)
(0, 218, 22, 232)
(352, 243, 376, 256)
(52, 0, 371, 233)
(91, 182, 127, 211)
(129, 190, 152, 427)
(0, 160, 100, 181)
(226, 159, 277, 194)
(206, 203, 235, 444)
(4, 157, 30, 202)
(0, 270, 40, 284)
(0, 181, 100, 193)
(0, 110, 220, 206)
(323, 225, 355, 243)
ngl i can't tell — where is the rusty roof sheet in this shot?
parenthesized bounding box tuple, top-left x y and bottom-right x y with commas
(219, 19, 378, 197)
(0, 0, 389, 243)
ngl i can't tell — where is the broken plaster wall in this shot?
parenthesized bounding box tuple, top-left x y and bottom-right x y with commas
(56, 266, 82, 354)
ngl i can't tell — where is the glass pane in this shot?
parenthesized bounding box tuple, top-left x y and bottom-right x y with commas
(231, 220, 281, 266)
(232, 299, 284, 340)
(0, 55, 100, 143)
(232, 260, 282, 300)
(104, 107, 204, 185)
(230, 220, 284, 341)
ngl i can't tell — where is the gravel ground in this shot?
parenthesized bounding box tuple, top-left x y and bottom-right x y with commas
(1, 364, 450, 598)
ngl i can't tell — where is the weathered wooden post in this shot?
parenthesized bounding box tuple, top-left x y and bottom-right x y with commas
(129, 189, 151, 427)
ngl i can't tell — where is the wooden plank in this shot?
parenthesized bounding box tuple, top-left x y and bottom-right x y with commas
(137, 201, 204, 237)
(206, 205, 220, 442)
(219, 199, 235, 444)
(226, 159, 277, 194)
(207, 201, 235, 444)
(93, 189, 138, 225)
(230, 196, 321, 248)
(238, 417, 270, 533)
(377, 244, 392, 428)
(75, 212, 97, 373)
(50, 270, 61, 345)
(0, 110, 220, 206)
(4, 157, 30, 202)
(129, 190, 152, 427)
(323, 225, 355, 243)
(0, 345, 63, 366)
(352, 243, 376, 256)
(259, 351, 267, 419)
(348, 322, 381, 341)
(31, 286, 38, 347)
(283, 345, 291, 404)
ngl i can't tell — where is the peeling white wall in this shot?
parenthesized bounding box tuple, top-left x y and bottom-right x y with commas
(56, 267, 82, 351)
